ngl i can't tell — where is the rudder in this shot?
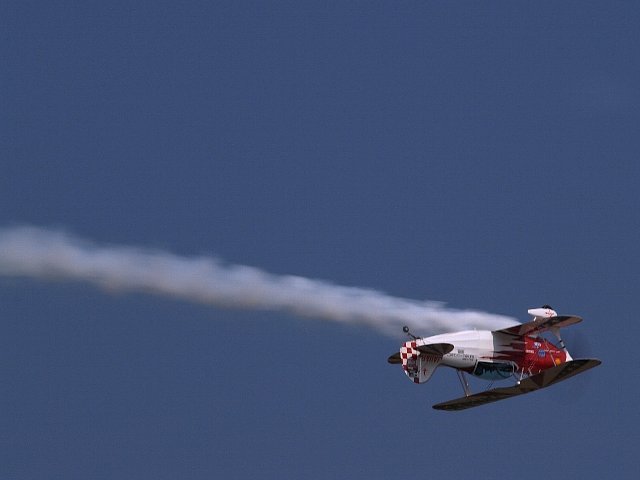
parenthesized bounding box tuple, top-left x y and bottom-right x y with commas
(400, 341, 442, 384)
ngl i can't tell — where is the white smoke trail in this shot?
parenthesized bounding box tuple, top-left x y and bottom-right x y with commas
(0, 226, 518, 336)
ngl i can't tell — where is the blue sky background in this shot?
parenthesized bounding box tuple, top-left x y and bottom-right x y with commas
(1, 2, 639, 478)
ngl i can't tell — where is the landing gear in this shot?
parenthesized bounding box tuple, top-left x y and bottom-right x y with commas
(550, 327, 573, 361)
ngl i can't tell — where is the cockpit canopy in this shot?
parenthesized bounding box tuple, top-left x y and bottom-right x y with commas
(473, 361, 515, 380)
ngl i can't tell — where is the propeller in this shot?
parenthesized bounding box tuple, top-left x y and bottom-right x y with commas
(564, 329, 593, 359)
(553, 329, 596, 405)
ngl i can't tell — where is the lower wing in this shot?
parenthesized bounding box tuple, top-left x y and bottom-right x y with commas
(432, 358, 601, 411)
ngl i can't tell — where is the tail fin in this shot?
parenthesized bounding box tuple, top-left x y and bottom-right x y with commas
(399, 341, 442, 384)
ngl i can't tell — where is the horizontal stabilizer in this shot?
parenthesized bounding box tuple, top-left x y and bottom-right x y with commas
(433, 358, 601, 411)
(417, 343, 454, 356)
(387, 352, 402, 364)
(387, 342, 453, 364)
(494, 315, 582, 337)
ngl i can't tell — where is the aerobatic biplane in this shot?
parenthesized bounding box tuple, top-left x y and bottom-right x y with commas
(388, 306, 601, 411)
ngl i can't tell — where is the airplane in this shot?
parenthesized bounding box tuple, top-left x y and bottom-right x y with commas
(387, 305, 601, 411)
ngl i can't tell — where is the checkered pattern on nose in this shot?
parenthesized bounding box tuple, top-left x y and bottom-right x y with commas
(400, 341, 420, 383)
(400, 341, 418, 366)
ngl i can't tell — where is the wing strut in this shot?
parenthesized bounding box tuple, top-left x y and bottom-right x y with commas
(457, 370, 471, 397)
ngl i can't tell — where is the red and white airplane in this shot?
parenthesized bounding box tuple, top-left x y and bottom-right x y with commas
(388, 306, 601, 411)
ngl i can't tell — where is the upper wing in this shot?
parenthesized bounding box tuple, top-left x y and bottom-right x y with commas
(494, 315, 583, 337)
(432, 358, 601, 411)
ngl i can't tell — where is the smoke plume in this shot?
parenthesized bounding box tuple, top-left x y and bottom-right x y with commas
(0, 226, 518, 336)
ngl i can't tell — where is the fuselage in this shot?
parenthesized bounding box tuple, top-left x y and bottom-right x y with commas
(417, 330, 568, 380)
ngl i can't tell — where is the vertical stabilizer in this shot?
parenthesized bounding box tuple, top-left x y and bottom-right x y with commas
(400, 341, 442, 384)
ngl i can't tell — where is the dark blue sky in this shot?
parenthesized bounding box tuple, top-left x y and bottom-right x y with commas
(2, 2, 639, 479)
